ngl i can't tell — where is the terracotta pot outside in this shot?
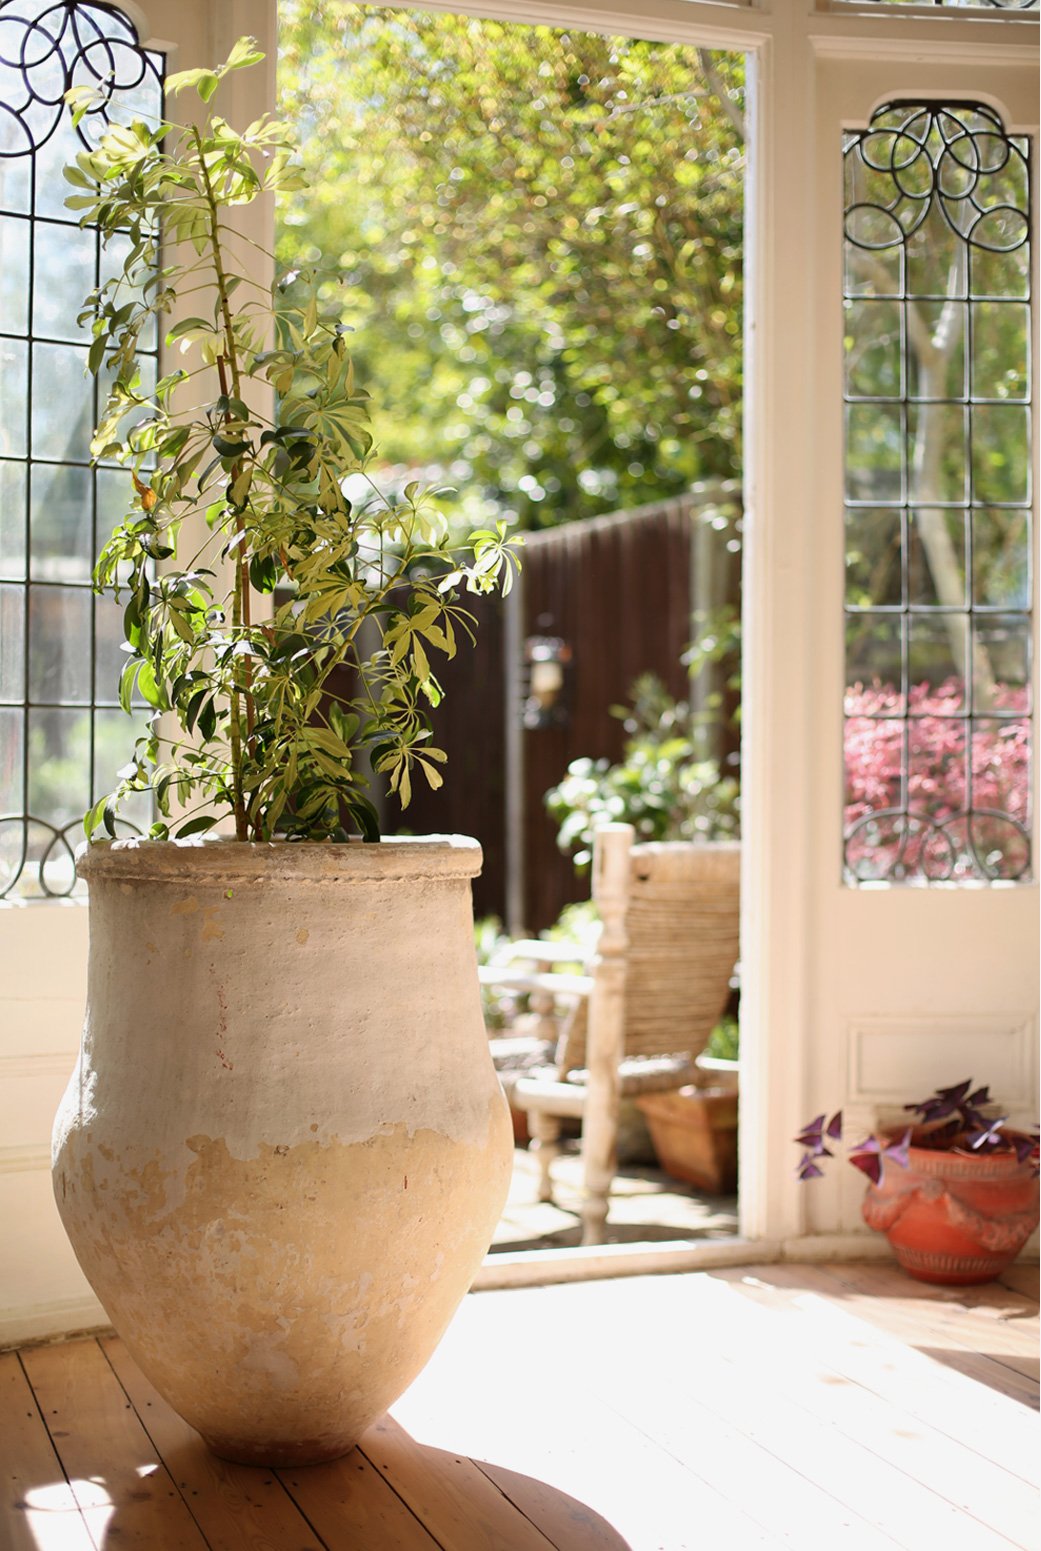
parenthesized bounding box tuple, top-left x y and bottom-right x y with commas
(635, 1084, 739, 1194)
(862, 1135, 1040, 1286)
(53, 837, 513, 1465)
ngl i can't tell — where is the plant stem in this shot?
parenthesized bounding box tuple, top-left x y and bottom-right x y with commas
(193, 126, 255, 839)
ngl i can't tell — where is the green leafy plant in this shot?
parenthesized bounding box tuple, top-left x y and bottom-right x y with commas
(545, 673, 739, 869)
(67, 39, 519, 845)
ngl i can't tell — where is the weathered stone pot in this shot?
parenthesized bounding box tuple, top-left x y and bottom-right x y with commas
(52, 836, 513, 1466)
(861, 1135, 1040, 1286)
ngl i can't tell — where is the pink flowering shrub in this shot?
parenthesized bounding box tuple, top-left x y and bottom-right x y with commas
(844, 678, 1031, 880)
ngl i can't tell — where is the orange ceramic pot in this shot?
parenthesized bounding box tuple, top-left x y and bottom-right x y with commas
(861, 1135, 1039, 1285)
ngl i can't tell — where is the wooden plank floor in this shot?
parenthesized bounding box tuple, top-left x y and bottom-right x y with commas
(3, 1261, 1037, 1551)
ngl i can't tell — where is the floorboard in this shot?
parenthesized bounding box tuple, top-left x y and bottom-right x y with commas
(3, 1261, 1037, 1551)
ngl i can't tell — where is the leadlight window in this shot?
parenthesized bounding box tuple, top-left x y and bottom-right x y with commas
(843, 102, 1033, 883)
(0, 0, 162, 897)
(831, 2, 1037, 10)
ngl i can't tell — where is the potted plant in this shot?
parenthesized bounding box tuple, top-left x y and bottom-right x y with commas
(636, 1018, 740, 1194)
(795, 1080, 1039, 1285)
(50, 41, 520, 1467)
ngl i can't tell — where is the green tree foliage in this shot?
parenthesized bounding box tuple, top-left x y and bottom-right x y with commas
(278, 5, 744, 529)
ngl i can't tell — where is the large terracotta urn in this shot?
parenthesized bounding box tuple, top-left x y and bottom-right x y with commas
(53, 836, 513, 1465)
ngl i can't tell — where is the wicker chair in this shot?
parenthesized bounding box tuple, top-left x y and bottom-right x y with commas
(481, 823, 741, 1245)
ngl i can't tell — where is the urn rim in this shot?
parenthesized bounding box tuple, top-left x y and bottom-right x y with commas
(75, 834, 483, 884)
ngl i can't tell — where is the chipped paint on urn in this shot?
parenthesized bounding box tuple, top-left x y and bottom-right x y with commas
(52, 837, 513, 1466)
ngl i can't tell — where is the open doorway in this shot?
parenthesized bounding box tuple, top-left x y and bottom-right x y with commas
(278, 3, 746, 1260)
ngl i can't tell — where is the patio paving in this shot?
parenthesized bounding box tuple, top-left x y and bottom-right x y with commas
(490, 1143, 739, 1252)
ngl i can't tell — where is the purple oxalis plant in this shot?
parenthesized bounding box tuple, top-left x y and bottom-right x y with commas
(795, 1080, 1040, 1183)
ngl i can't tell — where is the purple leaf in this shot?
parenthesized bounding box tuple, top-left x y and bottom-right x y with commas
(793, 1114, 827, 1150)
(1012, 1134, 1038, 1165)
(883, 1128, 912, 1169)
(796, 1153, 824, 1180)
(826, 1111, 843, 1142)
(849, 1149, 883, 1184)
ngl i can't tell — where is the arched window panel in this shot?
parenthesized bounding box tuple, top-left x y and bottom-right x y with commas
(0, 1, 163, 897)
(842, 102, 1033, 884)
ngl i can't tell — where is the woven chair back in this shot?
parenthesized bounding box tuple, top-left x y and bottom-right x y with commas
(560, 840, 740, 1075)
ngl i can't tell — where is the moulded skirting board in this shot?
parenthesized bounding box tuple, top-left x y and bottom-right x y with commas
(473, 1236, 781, 1291)
(0, 1295, 110, 1352)
(781, 1230, 1039, 1264)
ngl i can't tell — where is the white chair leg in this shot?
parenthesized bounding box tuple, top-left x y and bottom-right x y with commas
(580, 1099, 618, 1245)
(528, 1111, 561, 1203)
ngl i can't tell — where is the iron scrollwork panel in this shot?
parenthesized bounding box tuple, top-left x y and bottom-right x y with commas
(0, 1, 163, 896)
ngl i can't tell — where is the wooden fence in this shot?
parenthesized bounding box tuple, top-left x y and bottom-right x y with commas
(400, 483, 742, 931)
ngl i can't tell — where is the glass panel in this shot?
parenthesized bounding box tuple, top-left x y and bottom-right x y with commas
(845, 508, 902, 609)
(94, 589, 144, 707)
(0, 581, 25, 700)
(0, 706, 23, 814)
(972, 405, 1030, 504)
(973, 508, 1030, 610)
(971, 241, 1030, 302)
(845, 613, 903, 715)
(972, 719, 1030, 827)
(0, 460, 27, 579)
(972, 302, 1029, 402)
(94, 707, 151, 830)
(27, 706, 91, 823)
(843, 102, 1032, 885)
(32, 219, 96, 342)
(28, 586, 92, 704)
(31, 341, 93, 462)
(906, 302, 966, 401)
(0, 150, 30, 215)
(909, 615, 966, 714)
(847, 403, 903, 502)
(29, 463, 93, 582)
(908, 405, 967, 503)
(908, 717, 966, 818)
(908, 509, 966, 609)
(973, 614, 1031, 715)
(0, 214, 30, 333)
(0, 338, 28, 458)
(844, 300, 902, 399)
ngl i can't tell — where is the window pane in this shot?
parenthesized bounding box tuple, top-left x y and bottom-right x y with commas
(847, 403, 903, 502)
(0, 214, 30, 333)
(972, 302, 1028, 402)
(844, 300, 903, 399)
(973, 508, 1030, 610)
(0, 338, 28, 458)
(845, 508, 902, 609)
(972, 405, 1030, 505)
(27, 707, 91, 826)
(845, 613, 903, 715)
(29, 463, 93, 582)
(32, 341, 94, 463)
(843, 102, 1032, 884)
(32, 219, 97, 342)
(0, 582, 25, 701)
(0, 461, 27, 579)
(28, 586, 92, 704)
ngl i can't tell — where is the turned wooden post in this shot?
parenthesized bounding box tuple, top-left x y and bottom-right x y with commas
(580, 823, 631, 1245)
